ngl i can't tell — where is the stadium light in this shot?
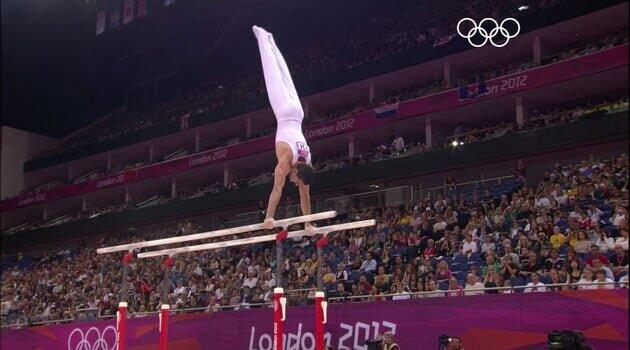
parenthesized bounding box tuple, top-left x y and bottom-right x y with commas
(451, 140, 459, 147)
(518, 5, 529, 11)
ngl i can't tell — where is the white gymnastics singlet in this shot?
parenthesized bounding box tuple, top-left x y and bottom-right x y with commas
(276, 119, 311, 165)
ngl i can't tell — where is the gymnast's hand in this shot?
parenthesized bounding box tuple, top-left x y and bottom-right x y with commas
(263, 217, 275, 230)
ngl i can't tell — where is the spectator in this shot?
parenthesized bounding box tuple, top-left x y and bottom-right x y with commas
(575, 232, 591, 255)
(610, 245, 628, 279)
(433, 214, 448, 232)
(576, 268, 597, 290)
(422, 280, 443, 298)
(423, 239, 437, 260)
(500, 254, 520, 280)
(331, 282, 349, 300)
(335, 263, 349, 282)
(481, 235, 496, 255)
(447, 277, 463, 297)
(462, 234, 478, 256)
(520, 252, 541, 278)
(594, 269, 615, 290)
(615, 229, 629, 251)
(482, 255, 500, 278)
(550, 227, 566, 249)
(612, 207, 627, 228)
(548, 268, 567, 291)
(594, 229, 615, 253)
(524, 273, 548, 293)
(392, 133, 405, 154)
(391, 282, 411, 301)
(482, 266, 499, 294)
(434, 260, 452, 283)
(585, 245, 609, 267)
(544, 248, 564, 272)
(360, 253, 377, 275)
(463, 274, 484, 296)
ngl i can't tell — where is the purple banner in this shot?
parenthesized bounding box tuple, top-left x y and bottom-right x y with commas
(1, 290, 627, 350)
(2, 45, 627, 212)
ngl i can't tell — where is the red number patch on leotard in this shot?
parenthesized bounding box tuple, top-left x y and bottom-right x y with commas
(296, 142, 309, 156)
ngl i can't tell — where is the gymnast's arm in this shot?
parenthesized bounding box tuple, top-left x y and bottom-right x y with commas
(264, 149, 291, 228)
(298, 183, 311, 217)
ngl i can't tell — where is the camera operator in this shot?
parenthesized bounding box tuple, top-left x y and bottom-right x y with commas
(439, 335, 463, 350)
(383, 331, 400, 350)
(365, 332, 400, 350)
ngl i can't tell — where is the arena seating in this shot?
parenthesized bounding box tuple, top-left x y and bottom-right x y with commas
(1, 154, 627, 328)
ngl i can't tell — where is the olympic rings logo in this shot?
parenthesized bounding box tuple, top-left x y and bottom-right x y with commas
(67, 326, 117, 350)
(457, 18, 520, 48)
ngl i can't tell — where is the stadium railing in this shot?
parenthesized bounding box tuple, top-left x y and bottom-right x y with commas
(2, 282, 626, 330)
(415, 175, 517, 203)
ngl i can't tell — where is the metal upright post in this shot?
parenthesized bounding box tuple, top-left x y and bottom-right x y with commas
(121, 251, 133, 303)
(121, 265, 129, 302)
(275, 229, 288, 289)
(316, 236, 329, 290)
(162, 256, 174, 305)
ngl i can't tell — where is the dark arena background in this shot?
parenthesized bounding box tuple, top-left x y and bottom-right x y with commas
(1, 0, 628, 349)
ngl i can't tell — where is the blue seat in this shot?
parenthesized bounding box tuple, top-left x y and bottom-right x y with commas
(451, 262, 466, 272)
(468, 252, 482, 260)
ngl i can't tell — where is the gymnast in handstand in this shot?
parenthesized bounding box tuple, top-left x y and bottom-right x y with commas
(252, 25, 315, 230)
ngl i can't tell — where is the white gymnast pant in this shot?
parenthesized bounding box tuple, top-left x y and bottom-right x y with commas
(254, 26, 304, 122)
(254, 26, 310, 164)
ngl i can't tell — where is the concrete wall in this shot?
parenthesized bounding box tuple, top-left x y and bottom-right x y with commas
(1, 127, 58, 199)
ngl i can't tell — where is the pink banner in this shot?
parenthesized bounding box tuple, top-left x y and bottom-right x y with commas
(2, 45, 626, 212)
(1, 290, 627, 350)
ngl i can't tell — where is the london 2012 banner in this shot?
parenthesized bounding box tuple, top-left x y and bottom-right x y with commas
(1, 290, 627, 350)
(0, 44, 627, 212)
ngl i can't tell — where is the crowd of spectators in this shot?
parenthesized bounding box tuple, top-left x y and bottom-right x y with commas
(16, 27, 627, 205)
(2, 153, 628, 328)
(6, 94, 627, 235)
(550, 30, 629, 63)
(447, 96, 629, 146)
(24, 0, 577, 167)
(10, 28, 627, 205)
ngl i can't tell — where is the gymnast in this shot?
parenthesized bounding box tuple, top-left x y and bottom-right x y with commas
(252, 25, 316, 231)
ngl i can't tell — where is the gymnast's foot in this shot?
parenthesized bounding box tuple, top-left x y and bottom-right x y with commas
(252, 25, 272, 41)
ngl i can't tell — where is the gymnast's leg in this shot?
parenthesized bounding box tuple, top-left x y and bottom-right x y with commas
(253, 25, 303, 120)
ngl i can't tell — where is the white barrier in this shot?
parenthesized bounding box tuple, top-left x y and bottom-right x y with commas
(137, 219, 376, 258)
(96, 211, 337, 254)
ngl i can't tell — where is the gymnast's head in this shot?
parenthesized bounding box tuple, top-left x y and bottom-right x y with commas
(290, 160, 315, 186)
